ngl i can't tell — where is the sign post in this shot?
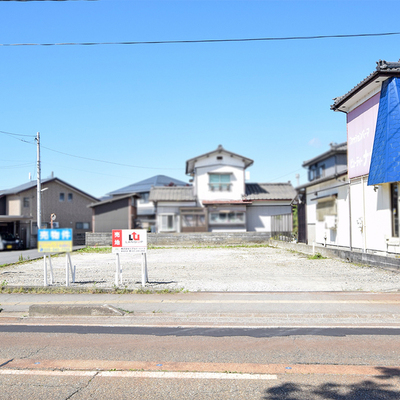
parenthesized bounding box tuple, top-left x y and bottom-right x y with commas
(38, 228, 74, 286)
(112, 229, 148, 286)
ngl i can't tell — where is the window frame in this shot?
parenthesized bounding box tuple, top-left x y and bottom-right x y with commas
(159, 214, 176, 232)
(209, 211, 246, 225)
(76, 222, 90, 230)
(208, 173, 232, 192)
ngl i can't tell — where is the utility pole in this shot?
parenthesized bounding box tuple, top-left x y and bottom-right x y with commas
(36, 132, 41, 231)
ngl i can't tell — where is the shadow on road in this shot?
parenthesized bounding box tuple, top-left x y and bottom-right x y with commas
(263, 369, 400, 399)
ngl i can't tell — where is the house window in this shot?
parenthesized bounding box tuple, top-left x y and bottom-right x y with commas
(140, 192, 149, 204)
(391, 183, 399, 237)
(59, 193, 65, 202)
(76, 222, 90, 230)
(23, 197, 30, 208)
(160, 214, 176, 231)
(316, 196, 337, 221)
(68, 193, 73, 202)
(209, 174, 231, 191)
(209, 212, 245, 225)
(309, 165, 325, 181)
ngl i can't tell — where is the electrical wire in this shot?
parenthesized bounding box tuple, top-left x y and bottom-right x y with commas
(0, 128, 182, 170)
(0, 162, 36, 169)
(41, 144, 183, 170)
(1, 32, 399, 47)
(0, 130, 35, 138)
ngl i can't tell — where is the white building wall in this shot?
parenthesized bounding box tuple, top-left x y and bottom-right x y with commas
(193, 154, 246, 203)
(246, 203, 291, 232)
(350, 177, 392, 253)
(156, 201, 196, 233)
(306, 179, 350, 248)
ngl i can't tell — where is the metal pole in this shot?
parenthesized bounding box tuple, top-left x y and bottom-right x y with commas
(66, 253, 69, 287)
(36, 132, 41, 230)
(141, 253, 146, 286)
(44, 254, 48, 286)
(115, 253, 120, 286)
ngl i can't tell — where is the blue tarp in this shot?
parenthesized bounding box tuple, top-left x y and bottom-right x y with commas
(368, 77, 400, 185)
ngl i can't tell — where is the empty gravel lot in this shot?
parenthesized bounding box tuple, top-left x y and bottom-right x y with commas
(1, 246, 399, 292)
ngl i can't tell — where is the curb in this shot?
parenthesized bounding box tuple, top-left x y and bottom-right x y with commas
(29, 304, 124, 317)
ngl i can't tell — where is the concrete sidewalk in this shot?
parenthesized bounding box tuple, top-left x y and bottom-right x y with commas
(1, 291, 399, 328)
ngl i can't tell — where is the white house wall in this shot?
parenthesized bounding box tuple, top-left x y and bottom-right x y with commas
(349, 177, 392, 253)
(137, 202, 156, 216)
(157, 201, 197, 233)
(306, 179, 350, 248)
(194, 154, 246, 203)
(246, 203, 291, 232)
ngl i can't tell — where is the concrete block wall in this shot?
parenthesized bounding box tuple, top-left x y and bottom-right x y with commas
(86, 231, 271, 247)
(270, 240, 400, 272)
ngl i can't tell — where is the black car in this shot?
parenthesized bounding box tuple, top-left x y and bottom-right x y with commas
(0, 233, 23, 251)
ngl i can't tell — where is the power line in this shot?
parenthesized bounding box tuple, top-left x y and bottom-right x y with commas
(0, 130, 36, 144)
(41, 145, 182, 170)
(0, 130, 35, 138)
(0, 128, 182, 170)
(1, 31, 399, 47)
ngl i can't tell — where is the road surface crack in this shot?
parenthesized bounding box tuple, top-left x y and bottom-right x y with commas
(21, 345, 49, 360)
(65, 371, 99, 399)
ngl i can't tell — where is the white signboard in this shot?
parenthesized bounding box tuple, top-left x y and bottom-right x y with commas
(347, 92, 380, 179)
(112, 229, 147, 253)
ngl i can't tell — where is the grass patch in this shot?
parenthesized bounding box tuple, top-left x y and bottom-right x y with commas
(307, 252, 327, 260)
(74, 246, 112, 254)
(0, 286, 189, 295)
(148, 243, 273, 250)
(75, 244, 273, 253)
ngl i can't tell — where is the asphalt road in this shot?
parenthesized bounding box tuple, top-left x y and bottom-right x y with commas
(0, 328, 399, 399)
(0, 246, 84, 265)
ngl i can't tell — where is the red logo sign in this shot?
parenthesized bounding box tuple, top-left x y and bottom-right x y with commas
(112, 230, 122, 247)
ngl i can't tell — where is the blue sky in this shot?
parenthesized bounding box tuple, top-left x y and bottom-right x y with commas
(1, 0, 400, 198)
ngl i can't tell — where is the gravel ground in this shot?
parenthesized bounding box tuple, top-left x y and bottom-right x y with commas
(1, 246, 399, 292)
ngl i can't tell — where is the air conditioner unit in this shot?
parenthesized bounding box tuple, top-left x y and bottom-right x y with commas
(52, 222, 59, 228)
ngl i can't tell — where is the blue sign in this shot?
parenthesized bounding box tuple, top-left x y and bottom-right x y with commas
(38, 228, 73, 253)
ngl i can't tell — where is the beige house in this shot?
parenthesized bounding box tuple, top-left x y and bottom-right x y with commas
(0, 177, 98, 247)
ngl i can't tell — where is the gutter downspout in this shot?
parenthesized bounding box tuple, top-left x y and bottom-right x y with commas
(362, 176, 367, 253)
(348, 182, 352, 251)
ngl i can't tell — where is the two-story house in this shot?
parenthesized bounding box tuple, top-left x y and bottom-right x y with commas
(296, 142, 349, 246)
(0, 176, 98, 247)
(103, 175, 188, 232)
(150, 145, 296, 234)
(331, 59, 400, 254)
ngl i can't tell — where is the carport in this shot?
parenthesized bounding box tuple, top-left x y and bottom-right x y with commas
(0, 215, 33, 249)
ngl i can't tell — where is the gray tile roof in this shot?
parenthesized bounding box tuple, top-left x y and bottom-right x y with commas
(331, 60, 400, 111)
(295, 169, 348, 191)
(107, 175, 188, 196)
(0, 177, 98, 201)
(88, 193, 139, 208)
(186, 145, 254, 175)
(0, 179, 51, 196)
(302, 142, 347, 167)
(149, 186, 196, 202)
(244, 183, 296, 201)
